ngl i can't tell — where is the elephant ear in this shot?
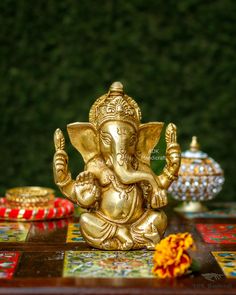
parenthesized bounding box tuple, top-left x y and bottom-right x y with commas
(67, 122, 99, 164)
(136, 122, 164, 166)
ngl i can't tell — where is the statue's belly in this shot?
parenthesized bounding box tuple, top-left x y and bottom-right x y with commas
(99, 185, 143, 222)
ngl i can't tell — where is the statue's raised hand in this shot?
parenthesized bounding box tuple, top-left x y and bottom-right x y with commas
(74, 171, 100, 208)
(53, 128, 70, 186)
(151, 188, 168, 208)
(165, 123, 181, 174)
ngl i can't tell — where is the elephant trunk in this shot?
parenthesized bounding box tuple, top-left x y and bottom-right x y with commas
(112, 151, 158, 189)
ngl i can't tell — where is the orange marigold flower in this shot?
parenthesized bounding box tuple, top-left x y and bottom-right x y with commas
(152, 232, 195, 279)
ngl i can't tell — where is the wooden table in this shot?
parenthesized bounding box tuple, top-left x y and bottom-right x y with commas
(0, 204, 236, 295)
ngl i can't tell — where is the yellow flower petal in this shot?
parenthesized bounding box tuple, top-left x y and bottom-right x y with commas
(152, 233, 195, 278)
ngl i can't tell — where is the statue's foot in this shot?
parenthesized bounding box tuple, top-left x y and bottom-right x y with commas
(100, 238, 133, 250)
(116, 226, 134, 250)
(144, 231, 161, 250)
(120, 240, 134, 250)
(101, 238, 121, 250)
(144, 231, 161, 249)
(146, 242, 156, 250)
(131, 210, 167, 249)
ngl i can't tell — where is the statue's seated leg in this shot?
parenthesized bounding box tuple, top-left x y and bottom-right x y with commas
(115, 226, 134, 250)
(80, 212, 133, 250)
(130, 209, 167, 250)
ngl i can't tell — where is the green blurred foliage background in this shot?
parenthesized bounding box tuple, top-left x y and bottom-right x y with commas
(0, 0, 235, 200)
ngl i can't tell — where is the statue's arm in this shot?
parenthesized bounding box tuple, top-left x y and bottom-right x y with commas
(53, 149, 77, 203)
(53, 152, 101, 208)
(53, 128, 100, 207)
(54, 154, 101, 208)
(156, 144, 180, 189)
(156, 123, 181, 190)
(52, 129, 77, 203)
(138, 124, 180, 208)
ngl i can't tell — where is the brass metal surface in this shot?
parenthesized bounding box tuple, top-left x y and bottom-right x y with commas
(53, 82, 181, 250)
(6, 186, 55, 209)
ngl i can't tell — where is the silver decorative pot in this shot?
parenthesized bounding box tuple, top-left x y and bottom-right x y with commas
(168, 136, 224, 212)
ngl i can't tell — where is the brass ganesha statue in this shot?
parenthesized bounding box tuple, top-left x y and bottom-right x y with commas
(53, 82, 181, 250)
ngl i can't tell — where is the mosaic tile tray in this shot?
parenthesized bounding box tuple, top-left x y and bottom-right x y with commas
(63, 251, 154, 278)
(0, 206, 234, 293)
(0, 252, 20, 279)
(212, 252, 236, 278)
(66, 223, 84, 242)
(183, 208, 236, 219)
(196, 224, 236, 244)
(180, 202, 236, 219)
(0, 222, 30, 242)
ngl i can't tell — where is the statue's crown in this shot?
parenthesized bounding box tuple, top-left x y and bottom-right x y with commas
(89, 82, 141, 130)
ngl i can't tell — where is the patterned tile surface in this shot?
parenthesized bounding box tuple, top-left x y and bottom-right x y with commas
(212, 252, 236, 278)
(182, 203, 236, 219)
(66, 223, 84, 242)
(0, 222, 30, 242)
(196, 224, 236, 244)
(63, 251, 154, 278)
(184, 209, 236, 219)
(0, 252, 20, 279)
